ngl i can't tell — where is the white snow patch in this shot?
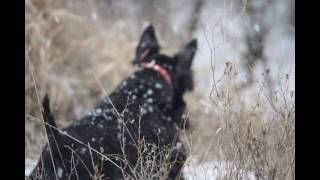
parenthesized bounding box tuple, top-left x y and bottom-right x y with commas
(26, 157, 257, 179)
(254, 23, 260, 33)
(155, 83, 163, 89)
(132, 94, 137, 100)
(148, 106, 154, 112)
(57, 167, 64, 178)
(96, 108, 102, 114)
(147, 98, 153, 103)
(80, 147, 87, 154)
(147, 89, 153, 95)
(25, 158, 38, 176)
(183, 158, 256, 180)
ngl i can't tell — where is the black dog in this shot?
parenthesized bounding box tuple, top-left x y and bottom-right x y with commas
(29, 25, 197, 180)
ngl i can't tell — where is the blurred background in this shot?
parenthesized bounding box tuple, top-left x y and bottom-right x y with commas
(26, 0, 295, 179)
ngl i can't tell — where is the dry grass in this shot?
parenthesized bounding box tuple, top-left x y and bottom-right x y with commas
(25, 0, 143, 159)
(183, 62, 295, 179)
(25, 0, 295, 179)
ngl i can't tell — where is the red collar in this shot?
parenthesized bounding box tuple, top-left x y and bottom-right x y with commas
(141, 62, 172, 85)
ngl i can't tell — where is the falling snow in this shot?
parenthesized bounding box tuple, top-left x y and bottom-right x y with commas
(155, 83, 163, 89)
(147, 89, 153, 95)
(57, 167, 63, 178)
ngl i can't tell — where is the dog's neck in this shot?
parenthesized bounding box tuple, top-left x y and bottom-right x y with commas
(141, 61, 172, 85)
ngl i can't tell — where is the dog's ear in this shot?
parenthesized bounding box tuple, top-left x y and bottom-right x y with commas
(174, 39, 197, 69)
(133, 25, 160, 64)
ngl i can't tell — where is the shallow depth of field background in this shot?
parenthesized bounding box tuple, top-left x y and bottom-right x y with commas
(26, 0, 295, 179)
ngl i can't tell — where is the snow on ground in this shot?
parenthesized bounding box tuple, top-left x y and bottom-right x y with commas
(25, 158, 37, 176)
(183, 157, 256, 180)
(26, 157, 256, 179)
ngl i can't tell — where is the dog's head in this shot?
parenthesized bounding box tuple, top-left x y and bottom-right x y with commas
(133, 25, 197, 97)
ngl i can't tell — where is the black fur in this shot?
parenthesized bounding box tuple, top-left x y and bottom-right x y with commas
(29, 25, 197, 180)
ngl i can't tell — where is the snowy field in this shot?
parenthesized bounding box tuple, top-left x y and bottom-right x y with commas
(25, 157, 257, 180)
(183, 158, 256, 180)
